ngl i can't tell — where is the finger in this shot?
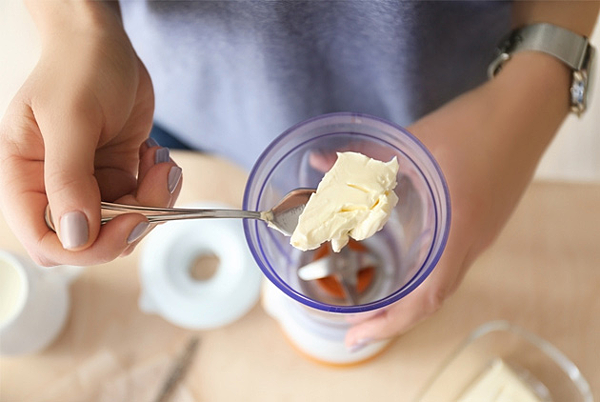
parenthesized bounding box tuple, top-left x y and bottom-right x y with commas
(94, 142, 140, 202)
(133, 144, 183, 212)
(139, 143, 182, 202)
(35, 213, 150, 266)
(344, 309, 384, 325)
(116, 143, 183, 254)
(118, 145, 182, 207)
(345, 289, 429, 348)
(93, 137, 159, 203)
(308, 150, 338, 173)
(36, 99, 104, 251)
(137, 137, 161, 185)
(345, 237, 470, 349)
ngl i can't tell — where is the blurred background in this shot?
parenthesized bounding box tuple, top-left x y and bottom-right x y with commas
(1, 0, 599, 181)
(1, 3, 599, 401)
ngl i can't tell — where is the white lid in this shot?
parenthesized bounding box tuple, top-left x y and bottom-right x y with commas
(139, 202, 262, 329)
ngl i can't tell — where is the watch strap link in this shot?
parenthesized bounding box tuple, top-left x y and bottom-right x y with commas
(488, 23, 590, 78)
(488, 23, 595, 116)
(516, 24, 589, 69)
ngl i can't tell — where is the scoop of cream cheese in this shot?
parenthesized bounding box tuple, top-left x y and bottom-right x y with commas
(291, 151, 399, 252)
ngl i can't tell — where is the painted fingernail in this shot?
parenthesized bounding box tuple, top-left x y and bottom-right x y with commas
(168, 166, 182, 193)
(348, 338, 373, 354)
(127, 222, 150, 244)
(59, 211, 89, 250)
(155, 147, 170, 164)
(144, 137, 159, 148)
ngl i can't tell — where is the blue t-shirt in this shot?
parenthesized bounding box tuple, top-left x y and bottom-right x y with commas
(120, 1, 511, 169)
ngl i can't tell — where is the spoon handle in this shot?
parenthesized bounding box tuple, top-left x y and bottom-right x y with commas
(45, 202, 264, 232)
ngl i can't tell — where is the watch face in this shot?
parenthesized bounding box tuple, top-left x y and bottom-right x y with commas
(571, 46, 596, 116)
(571, 73, 585, 105)
(586, 46, 596, 112)
(570, 72, 586, 116)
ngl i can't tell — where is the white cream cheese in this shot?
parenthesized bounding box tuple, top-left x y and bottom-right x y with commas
(291, 151, 399, 252)
(457, 359, 543, 402)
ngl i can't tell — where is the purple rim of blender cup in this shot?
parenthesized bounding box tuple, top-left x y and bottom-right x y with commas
(243, 112, 451, 313)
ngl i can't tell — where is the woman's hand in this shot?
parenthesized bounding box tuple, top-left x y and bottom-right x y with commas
(345, 0, 599, 352)
(345, 51, 573, 350)
(0, 1, 181, 266)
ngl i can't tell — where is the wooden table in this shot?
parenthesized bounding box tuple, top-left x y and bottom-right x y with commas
(1, 151, 599, 402)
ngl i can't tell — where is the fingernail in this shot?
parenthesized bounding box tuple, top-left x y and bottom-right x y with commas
(127, 222, 149, 244)
(168, 166, 182, 193)
(59, 211, 89, 250)
(347, 338, 374, 354)
(155, 147, 170, 164)
(145, 137, 159, 148)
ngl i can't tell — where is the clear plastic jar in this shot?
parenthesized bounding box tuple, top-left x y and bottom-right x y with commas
(243, 113, 451, 363)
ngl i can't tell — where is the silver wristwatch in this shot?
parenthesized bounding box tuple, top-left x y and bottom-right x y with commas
(488, 23, 596, 116)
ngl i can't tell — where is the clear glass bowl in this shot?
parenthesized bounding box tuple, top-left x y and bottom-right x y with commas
(414, 321, 593, 402)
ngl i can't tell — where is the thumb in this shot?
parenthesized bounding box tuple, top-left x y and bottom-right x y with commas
(42, 112, 101, 251)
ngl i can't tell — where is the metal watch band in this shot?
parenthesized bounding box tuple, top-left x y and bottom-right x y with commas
(514, 23, 588, 69)
(488, 23, 595, 116)
(488, 23, 590, 78)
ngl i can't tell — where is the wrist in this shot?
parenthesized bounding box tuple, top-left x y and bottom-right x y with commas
(486, 51, 571, 138)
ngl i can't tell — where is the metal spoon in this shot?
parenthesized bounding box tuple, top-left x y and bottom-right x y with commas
(44, 188, 315, 236)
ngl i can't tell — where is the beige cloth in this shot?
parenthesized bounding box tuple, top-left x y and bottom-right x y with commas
(31, 349, 195, 402)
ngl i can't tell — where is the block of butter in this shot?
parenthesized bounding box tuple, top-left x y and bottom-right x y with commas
(457, 359, 543, 402)
(291, 151, 399, 252)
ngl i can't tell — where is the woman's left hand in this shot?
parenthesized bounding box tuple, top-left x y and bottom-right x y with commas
(345, 51, 572, 349)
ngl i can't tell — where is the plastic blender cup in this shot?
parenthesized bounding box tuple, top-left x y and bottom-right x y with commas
(243, 113, 450, 364)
